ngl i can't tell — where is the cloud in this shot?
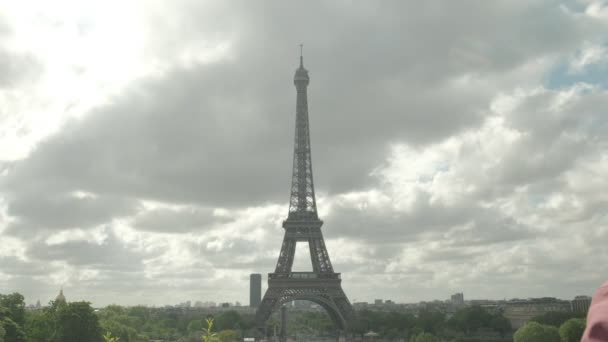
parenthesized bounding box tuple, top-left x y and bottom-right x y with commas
(26, 230, 147, 272)
(5, 192, 138, 236)
(0, 0, 607, 306)
(131, 205, 233, 233)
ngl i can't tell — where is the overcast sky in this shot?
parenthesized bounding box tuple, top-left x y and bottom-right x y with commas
(1, 0, 607, 307)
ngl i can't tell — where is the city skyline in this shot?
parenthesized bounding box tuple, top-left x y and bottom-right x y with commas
(1, 1, 608, 307)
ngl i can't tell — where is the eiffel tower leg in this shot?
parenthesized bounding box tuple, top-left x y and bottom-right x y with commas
(256, 288, 280, 334)
(256, 280, 355, 333)
(279, 305, 287, 342)
(275, 238, 296, 274)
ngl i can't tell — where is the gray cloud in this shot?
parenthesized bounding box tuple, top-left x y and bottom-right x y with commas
(132, 206, 233, 233)
(1, 0, 589, 210)
(0, 256, 58, 277)
(5, 193, 138, 236)
(0, 0, 607, 306)
(26, 231, 147, 272)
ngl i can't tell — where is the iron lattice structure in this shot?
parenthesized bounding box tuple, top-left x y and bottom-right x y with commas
(255, 54, 355, 334)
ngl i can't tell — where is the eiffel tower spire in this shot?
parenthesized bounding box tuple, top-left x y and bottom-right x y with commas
(288, 45, 318, 220)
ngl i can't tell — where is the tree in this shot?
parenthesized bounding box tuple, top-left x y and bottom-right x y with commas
(447, 305, 491, 333)
(514, 321, 560, 342)
(530, 311, 584, 327)
(24, 309, 54, 342)
(214, 311, 244, 331)
(217, 329, 237, 342)
(559, 318, 586, 342)
(54, 301, 103, 342)
(414, 332, 437, 342)
(416, 310, 445, 335)
(0, 306, 26, 342)
(0, 294, 26, 326)
(0, 324, 5, 342)
(0, 317, 26, 342)
(489, 314, 512, 335)
(187, 320, 203, 334)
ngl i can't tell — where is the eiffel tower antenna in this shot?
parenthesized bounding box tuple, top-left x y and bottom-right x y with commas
(255, 49, 355, 339)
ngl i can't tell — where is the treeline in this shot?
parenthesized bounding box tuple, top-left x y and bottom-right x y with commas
(347, 306, 513, 341)
(1, 292, 106, 342)
(96, 305, 254, 342)
(0, 292, 589, 342)
(296, 306, 585, 341)
(0, 292, 253, 342)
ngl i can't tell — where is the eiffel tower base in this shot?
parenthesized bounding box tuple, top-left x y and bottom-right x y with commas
(255, 275, 355, 339)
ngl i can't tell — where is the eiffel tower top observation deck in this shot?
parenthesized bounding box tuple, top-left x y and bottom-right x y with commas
(287, 46, 319, 222)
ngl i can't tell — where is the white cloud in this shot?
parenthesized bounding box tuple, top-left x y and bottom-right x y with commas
(1, 0, 607, 306)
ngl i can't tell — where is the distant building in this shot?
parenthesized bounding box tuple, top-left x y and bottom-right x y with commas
(176, 301, 191, 308)
(221, 302, 230, 308)
(55, 288, 67, 305)
(571, 296, 592, 313)
(203, 301, 216, 307)
(250, 273, 262, 308)
(374, 299, 383, 305)
(502, 298, 570, 329)
(451, 293, 464, 305)
(352, 302, 369, 310)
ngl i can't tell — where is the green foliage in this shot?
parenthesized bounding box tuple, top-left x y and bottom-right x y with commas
(0, 306, 26, 342)
(447, 306, 491, 333)
(0, 325, 5, 342)
(214, 311, 245, 331)
(417, 309, 445, 335)
(347, 306, 512, 340)
(349, 310, 419, 338)
(217, 329, 237, 342)
(202, 318, 218, 342)
(530, 311, 585, 328)
(97, 305, 149, 342)
(53, 301, 103, 342)
(24, 309, 54, 342)
(558, 318, 586, 342)
(187, 320, 203, 334)
(0, 317, 26, 342)
(447, 305, 512, 336)
(414, 332, 438, 342)
(0, 294, 26, 327)
(489, 314, 512, 335)
(0, 293, 27, 342)
(103, 332, 120, 342)
(514, 321, 560, 342)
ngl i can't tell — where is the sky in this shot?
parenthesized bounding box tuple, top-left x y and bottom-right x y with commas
(0, 0, 607, 307)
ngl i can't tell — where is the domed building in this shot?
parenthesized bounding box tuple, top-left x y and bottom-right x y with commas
(55, 288, 67, 305)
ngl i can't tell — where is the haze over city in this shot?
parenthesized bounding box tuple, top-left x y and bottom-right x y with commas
(1, 0, 607, 310)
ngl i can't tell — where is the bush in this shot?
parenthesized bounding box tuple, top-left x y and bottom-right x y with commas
(414, 332, 437, 342)
(558, 318, 586, 342)
(513, 321, 560, 342)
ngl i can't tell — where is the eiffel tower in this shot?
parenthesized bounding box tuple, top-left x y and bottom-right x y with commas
(255, 49, 355, 335)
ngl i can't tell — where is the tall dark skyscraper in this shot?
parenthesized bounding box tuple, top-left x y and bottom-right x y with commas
(250, 273, 262, 307)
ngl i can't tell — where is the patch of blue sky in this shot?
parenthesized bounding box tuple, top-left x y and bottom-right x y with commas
(545, 57, 608, 90)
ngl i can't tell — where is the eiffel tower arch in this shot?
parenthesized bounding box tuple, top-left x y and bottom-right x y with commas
(255, 49, 355, 335)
